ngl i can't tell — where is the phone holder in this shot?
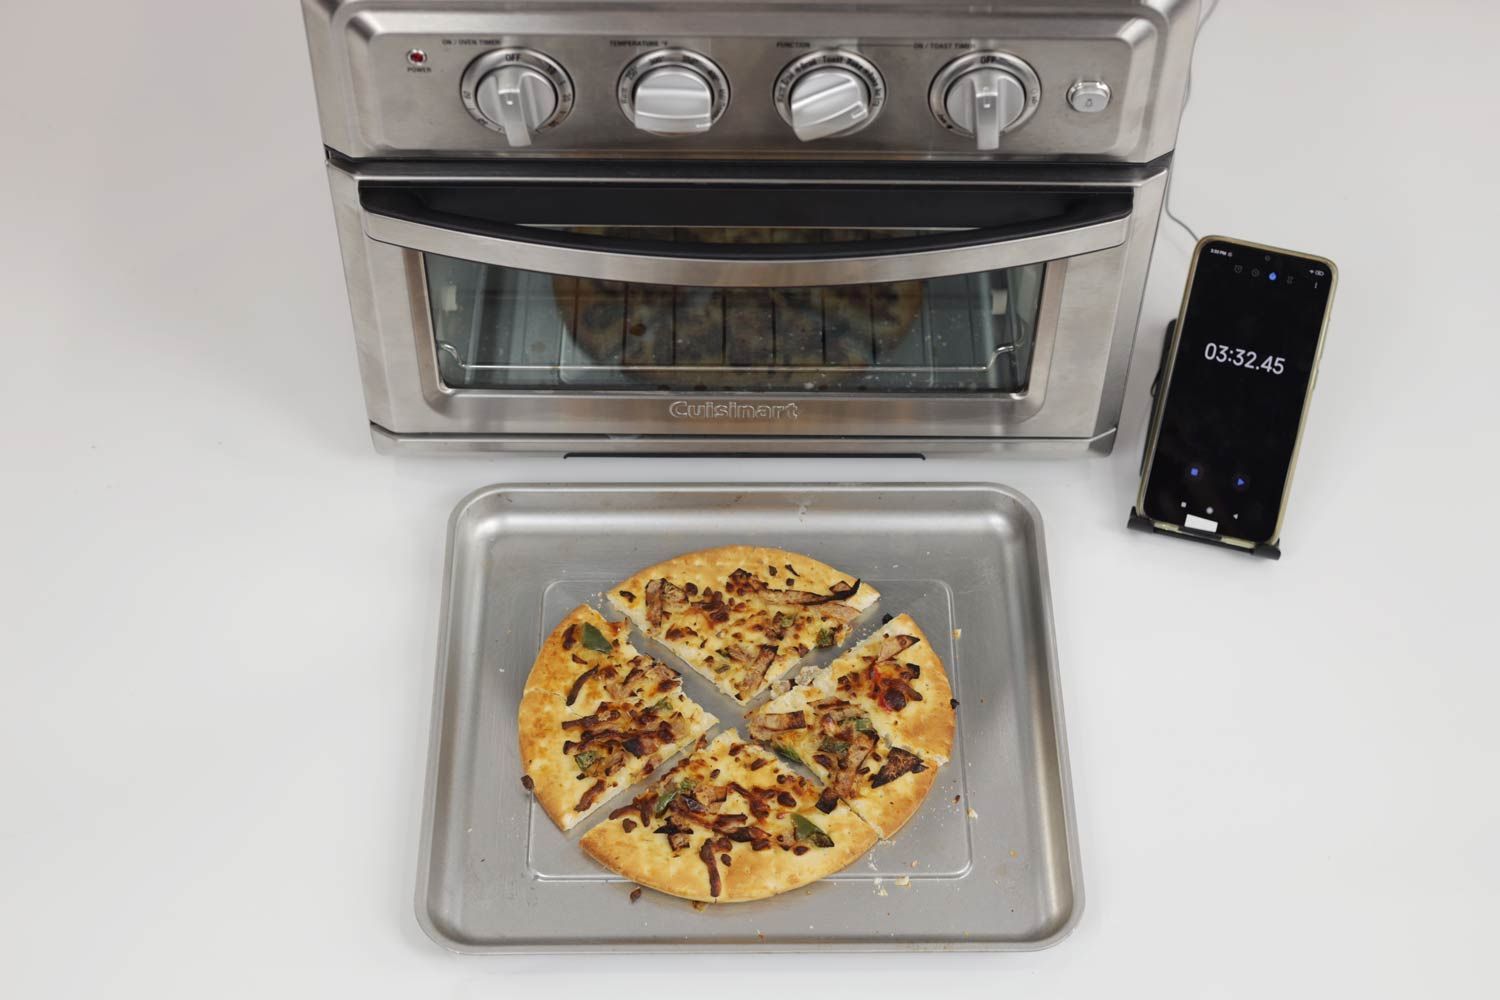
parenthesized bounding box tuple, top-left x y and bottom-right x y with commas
(1127, 320, 1282, 559)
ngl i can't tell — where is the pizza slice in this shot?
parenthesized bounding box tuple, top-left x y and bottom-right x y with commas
(746, 614, 954, 838)
(519, 605, 717, 831)
(579, 729, 877, 902)
(607, 546, 880, 703)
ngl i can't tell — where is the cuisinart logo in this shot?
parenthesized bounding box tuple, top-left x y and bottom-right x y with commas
(668, 400, 800, 421)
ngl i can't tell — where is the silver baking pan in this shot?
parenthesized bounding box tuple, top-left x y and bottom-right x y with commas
(416, 483, 1081, 952)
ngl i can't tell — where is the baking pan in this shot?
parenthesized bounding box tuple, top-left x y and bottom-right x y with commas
(416, 483, 1081, 952)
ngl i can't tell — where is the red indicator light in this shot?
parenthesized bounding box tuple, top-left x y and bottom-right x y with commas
(407, 49, 427, 65)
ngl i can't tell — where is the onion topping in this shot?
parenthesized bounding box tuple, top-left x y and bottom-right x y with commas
(766, 579, 862, 607)
(699, 840, 722, 898)
(564, 666, 598, 707)
(575, 780, 606, 812)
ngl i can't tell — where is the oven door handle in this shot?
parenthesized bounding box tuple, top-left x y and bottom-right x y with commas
(360, 196, 1132, 287)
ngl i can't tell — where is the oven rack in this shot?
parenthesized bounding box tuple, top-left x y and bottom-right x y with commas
(430, 264, 1039, 393)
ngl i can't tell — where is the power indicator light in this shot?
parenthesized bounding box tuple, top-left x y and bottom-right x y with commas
(407, 49, 427, 65)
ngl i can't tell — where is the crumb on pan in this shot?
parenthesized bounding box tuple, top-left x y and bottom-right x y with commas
(952, 628, 961, 639)
(967, 807, 979, 820)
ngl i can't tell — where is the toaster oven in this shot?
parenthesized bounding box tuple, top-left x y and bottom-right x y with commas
(305, 0, 1200, 453)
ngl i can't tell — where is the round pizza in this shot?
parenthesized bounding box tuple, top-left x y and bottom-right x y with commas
(518, 548, 958, 904)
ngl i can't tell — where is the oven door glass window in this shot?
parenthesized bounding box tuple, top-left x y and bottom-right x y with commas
(425, 228, 1044, 394)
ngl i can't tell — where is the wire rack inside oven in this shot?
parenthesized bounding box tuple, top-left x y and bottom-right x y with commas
(427, 253, 1042, 393)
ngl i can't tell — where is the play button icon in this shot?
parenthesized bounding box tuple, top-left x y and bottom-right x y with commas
(1232, 474, 1250, 492)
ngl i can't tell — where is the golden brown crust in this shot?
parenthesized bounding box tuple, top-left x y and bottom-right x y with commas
(579, 731, 877, 902)
(519, 606, 716, 831)
(606, 546, 879, 702)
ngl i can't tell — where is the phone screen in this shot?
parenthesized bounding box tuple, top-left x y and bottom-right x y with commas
(1140, 239, 1334, 544)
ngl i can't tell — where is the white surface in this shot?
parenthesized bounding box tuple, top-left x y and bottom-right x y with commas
(2, 1, 1497, 995)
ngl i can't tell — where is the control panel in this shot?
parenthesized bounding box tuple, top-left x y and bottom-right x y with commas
(319, 8, 1185, 161)
(459, 45, 1071, 149)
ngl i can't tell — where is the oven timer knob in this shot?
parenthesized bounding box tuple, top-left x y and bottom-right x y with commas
(774, 50, 886, 142)
(460, 49, 574, 147)
(618, 49, 730, 136)
(929, 53, 1041, 151)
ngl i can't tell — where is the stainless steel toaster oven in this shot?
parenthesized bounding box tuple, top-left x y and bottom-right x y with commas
(304, 0, 1200, 453)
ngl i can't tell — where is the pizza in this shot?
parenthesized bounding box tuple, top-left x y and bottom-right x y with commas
(554, 227, 925, 385)
(517, 551, 957, 905)
(579, 730, 877, 902)
(518, 605, 717, 831)
(607, 546, 880, 703)
(746, 614, 954, 838)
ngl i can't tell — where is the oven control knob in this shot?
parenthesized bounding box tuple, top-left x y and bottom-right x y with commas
(460, 49, 574, 146)
(476, 65, 558, 146)
(930, 53, 1041, 150)
(618, 50, 730, 136)
(774, 50, 885, 141)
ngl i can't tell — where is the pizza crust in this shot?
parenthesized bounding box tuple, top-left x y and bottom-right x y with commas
(607, 545, 880, 702)
(579, 731, 878, 902)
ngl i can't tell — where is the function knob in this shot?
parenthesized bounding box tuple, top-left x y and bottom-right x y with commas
(774, 50, 885, 142)
(618, 49, 730, 136)
(461, 49, 574, 147)
(929, 52, 1041, 151)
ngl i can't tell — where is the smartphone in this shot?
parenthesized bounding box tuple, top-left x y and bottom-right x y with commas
(1136, 236, 1338, 549)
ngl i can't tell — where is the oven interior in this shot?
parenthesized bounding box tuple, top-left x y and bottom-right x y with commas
(426, 235, 1043, 394)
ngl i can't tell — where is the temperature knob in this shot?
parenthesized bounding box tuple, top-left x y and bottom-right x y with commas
(774, 50, 885, 142)
(618, 50, 730, 136)
(929, 53, 1041, 150)
(461, 49, 574, 146)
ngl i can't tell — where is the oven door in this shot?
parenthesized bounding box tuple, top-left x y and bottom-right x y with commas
(327, 160, 1166, 451)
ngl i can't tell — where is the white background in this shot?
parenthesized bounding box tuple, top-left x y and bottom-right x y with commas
(3, 0, 1497, 995)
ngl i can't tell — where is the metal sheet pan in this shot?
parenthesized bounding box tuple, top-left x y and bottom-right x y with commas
(416, 483, 1081, 952)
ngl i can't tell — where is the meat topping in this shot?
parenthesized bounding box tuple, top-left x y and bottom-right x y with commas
(753, 710, 807, 734)
(870, 747, 927, 788)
